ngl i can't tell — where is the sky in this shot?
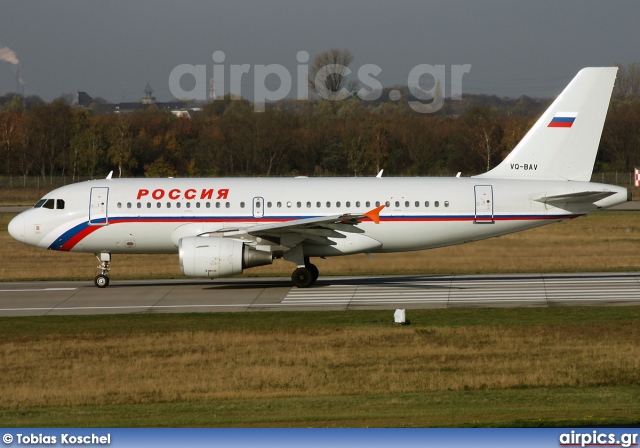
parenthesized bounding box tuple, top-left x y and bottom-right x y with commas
(0, 0, 638, 103)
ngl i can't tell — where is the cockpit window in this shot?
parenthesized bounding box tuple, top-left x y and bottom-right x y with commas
(42, 199, 55, 209)
(56, 199, 65, 210)
(34, 199, 47, 208)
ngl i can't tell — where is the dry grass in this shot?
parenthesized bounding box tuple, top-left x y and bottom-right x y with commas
(0, 188, 49, 206)
(1, 321, 638, 409)
(2, 211, 640, 281)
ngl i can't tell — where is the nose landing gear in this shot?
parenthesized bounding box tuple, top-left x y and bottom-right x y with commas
(94, 253, 111, 288)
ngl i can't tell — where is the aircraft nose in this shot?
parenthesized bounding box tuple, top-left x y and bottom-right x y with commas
(8, 214, 25, 243)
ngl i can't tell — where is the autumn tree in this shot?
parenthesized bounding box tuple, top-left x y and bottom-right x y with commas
(462, 106, 504, 173)
(107, 114, 135, 178)
(308, 49, 358, 101)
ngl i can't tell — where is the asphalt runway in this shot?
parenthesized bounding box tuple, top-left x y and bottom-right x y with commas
(1, 272, 640, 316)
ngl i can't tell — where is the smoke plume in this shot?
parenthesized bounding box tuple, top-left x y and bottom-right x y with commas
(0, 46, 19, 65)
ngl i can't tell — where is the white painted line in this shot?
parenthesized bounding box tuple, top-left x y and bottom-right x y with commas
(0, 304, 255, 311)
(0, 288, 77, 292)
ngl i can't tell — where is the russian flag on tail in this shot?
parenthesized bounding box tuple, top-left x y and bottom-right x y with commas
(548, 112, 578, 128)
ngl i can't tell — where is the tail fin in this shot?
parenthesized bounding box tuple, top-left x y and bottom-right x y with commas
(477, 67, 617, 181)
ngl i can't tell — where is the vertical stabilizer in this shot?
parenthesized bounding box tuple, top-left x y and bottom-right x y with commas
(477, 67, 617, 181)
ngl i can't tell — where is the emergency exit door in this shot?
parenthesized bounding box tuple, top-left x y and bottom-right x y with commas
(474, 185, 494, 224)
(253, 197, 264, 218)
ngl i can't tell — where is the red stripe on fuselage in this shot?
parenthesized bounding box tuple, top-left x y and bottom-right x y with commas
(59, 225, 102, 251)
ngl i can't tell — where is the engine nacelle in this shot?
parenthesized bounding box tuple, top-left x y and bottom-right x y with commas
(179, 236, 273, 278)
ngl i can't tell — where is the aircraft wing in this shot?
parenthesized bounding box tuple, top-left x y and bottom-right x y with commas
(216, 205, 385, 246)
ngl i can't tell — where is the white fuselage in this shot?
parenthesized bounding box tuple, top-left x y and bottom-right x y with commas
(8, 176, 628, 257)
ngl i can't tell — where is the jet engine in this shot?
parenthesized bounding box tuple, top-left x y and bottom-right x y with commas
(179, 236, 273, 278)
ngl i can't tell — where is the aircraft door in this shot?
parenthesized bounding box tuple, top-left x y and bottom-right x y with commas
(253, 197, 264, 218)
(89, 187, 109, 226)
(474, 185, 494, 224)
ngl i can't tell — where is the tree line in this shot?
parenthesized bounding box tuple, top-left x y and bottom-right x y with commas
(1, 63, 639, 185)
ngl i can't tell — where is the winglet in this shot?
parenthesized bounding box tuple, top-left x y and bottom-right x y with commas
(363, 204, 386, 224)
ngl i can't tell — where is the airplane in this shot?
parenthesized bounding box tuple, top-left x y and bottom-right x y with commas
(7, 67, 630, 288)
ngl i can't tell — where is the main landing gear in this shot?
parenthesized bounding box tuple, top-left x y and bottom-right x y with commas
(291, 258, 319, 288)
(94, 253, 111, 288)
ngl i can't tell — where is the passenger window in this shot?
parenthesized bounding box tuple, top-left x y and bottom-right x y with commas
(306, 202, 311, 208)
(415, 201, 419, 207)
(405, 201, 410, 208)
(346, 201, 351, 208)
(186, 202, 191, 208)
(395, 201, 399, 207)
(176, 202, 181, 208)
(206, 202, 211, 208)
(137, 202, 141, 209)
(117, 202, 122, 209)
(445, 201, 450, 207)
(43, 199, 55, 209)
(147, 202, 151, 208)
(287, 201, 292, 208)
(435, 201, 440, 207)
(356, 201, 360, 207)
(240, 202, 245, 208)
(157, 202, 161, 208)
(216, 202, 220, 208)
(375, 201, 380, 207)
(336, 201, 341, 207)
(316, 202, 321, 208)
(34, 199, 46, 208)
(127, 202, 132, 209)
(326, 202, 331, 208)
(277, 202, 282, 208)
(225, 202, 230, 208)
(267, 202, 272, 208)
(297, 201, 301, 208)
(366, 201, 370, 207)
(196, 202, 200, 208)
(425, 201, 430, 207)
(385, 201, 390, 207)
(167, 202, 171, 208)
(56, 199, 65, 209)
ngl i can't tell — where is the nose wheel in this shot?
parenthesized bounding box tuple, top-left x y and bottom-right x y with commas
(94, 274, 109, 288)
(94, 253, 111, 288)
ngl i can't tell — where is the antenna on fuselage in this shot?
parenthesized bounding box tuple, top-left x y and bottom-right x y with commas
(106, 171, 113, 180)
(376, 169, 384, 178)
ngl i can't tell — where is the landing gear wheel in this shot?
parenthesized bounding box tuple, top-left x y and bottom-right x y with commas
(307, 263, 319, 283)
(94, 253, 111, 288)
(292, 267, 314, 288)
(94, 274, 109, 288)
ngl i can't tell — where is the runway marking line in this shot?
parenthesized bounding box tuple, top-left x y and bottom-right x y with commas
(0, 288, 78, 292)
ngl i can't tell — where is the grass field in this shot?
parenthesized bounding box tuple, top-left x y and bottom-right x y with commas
(0, 308, 639, 427)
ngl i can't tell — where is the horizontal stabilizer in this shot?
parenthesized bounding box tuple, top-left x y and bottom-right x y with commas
(535, 191, 616, 204)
